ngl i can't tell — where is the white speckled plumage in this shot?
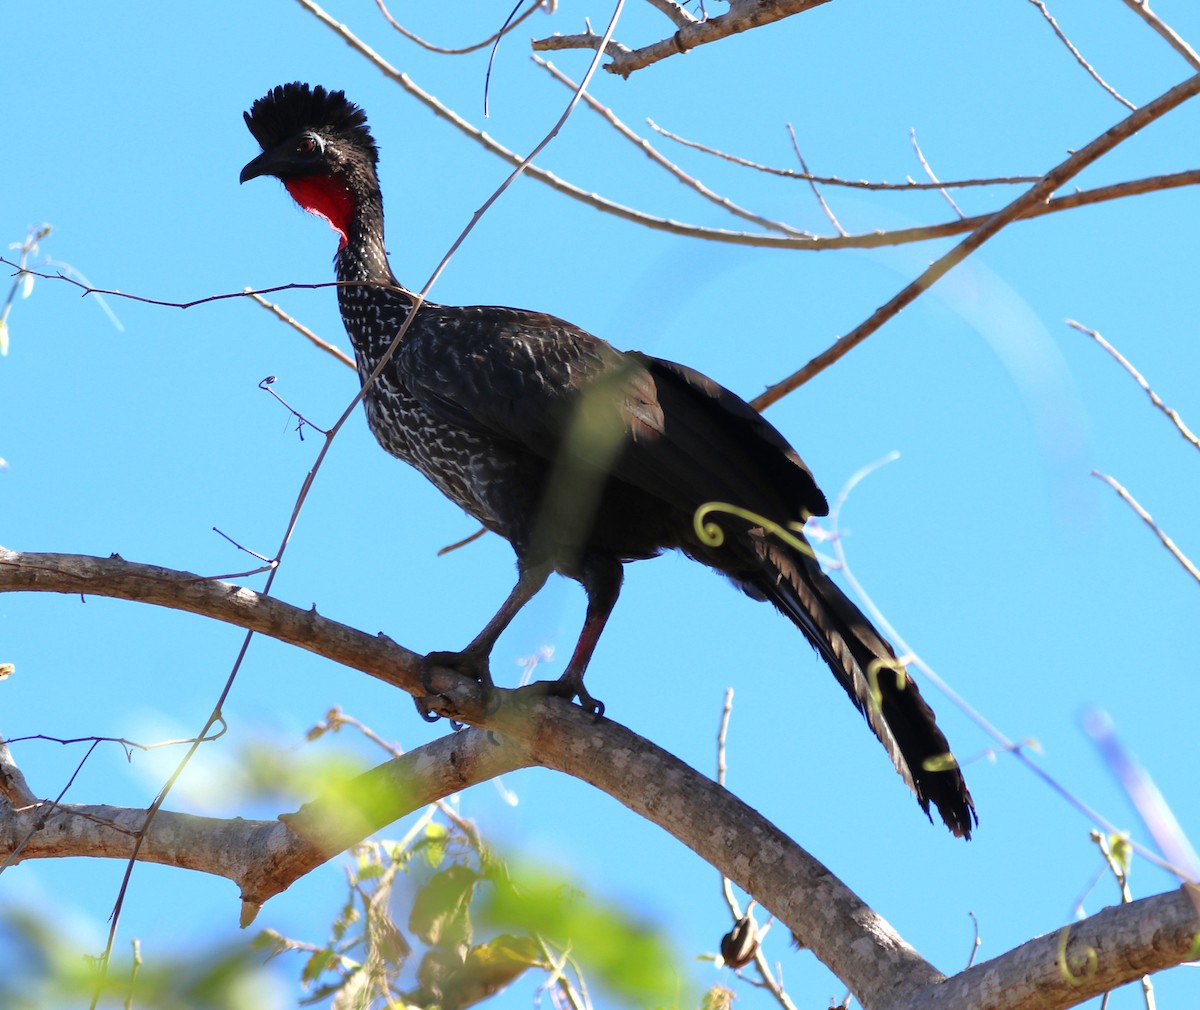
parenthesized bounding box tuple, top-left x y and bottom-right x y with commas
(240, 82, 978, 837)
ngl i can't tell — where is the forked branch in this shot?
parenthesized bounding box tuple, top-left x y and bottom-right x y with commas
(2, 546, 1197, 1010)
(533, 0, 833, 77)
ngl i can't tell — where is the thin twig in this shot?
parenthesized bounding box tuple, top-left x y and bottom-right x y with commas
(1092, 471, 1200, 586)
(749, 72, 1200, 409)
(1026, 0, 1136, 109)
(712, 691, 796, 1010)
(1120, 0, 1200, 72)
(416, 0, 626, 294)
(373, 0, 545, 55)
(534, 56, 811, 237)
(966, 912, 981, 970)
(648, 120, 1042, 189)
(436, 527, 488, 556)
(821, 457, 1198, 881)
(89, 0, 628, 995)
(787, 124, 845, 236)
(2, 740, 100, 873)
(910, 128, 964, 219)
(1068, 320, 1200, 451)
(8, 170, 1200, 261)
(1090, 831, 1157, 1010)
(247, 291, 355, 369)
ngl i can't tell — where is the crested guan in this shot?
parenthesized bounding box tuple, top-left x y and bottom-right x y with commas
(240, 82, 976, 837)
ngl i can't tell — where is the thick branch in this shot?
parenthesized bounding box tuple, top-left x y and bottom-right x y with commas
(533, 0, 834, 78)
(287, 0, 1200, 255)
(751, 71, 1200, 408)
(905, 885, 1200, 1010)
(3, 546, 1198, 1008)
(1, 730, 532, 922)
(0, 546, 935, 1004)
(0, 546, 422, 694)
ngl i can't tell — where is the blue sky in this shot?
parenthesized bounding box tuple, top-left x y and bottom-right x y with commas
(5, 1, 1200, 1007)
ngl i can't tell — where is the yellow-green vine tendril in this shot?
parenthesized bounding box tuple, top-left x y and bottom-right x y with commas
(1056, 924, 1099, 986)
(866, 654, 909, 711)
(693, 501, 812, 555)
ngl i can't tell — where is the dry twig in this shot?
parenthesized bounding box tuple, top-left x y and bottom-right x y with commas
(648, 120, 1042, 190)
(532, 0, 833, 78)
(1120, 0, 1200, 72)
(234, 4, 1200, 254)
(1092, 472, 1200, 586)
(373, 0, 546, 55)
(4, 547, 1199, 1010)
(534, 56, 810, 236)
(749, 72, 1200, 410)
(1068, 320, 1200, 452)
(1026, 0, 1135, 109)
(247, 291, 355, 369)
(787, 124, 845, 236)
(910, 128, 964, 219)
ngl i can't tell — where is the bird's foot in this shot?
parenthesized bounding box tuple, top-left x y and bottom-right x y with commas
(417, 649, 500, 722)
(518, 674, 606, 720)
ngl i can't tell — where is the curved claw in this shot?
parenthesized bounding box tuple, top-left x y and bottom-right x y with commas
(575, 687, 605, 721)
(517, 677, 606, 721)
(419, 650, 500, 721)
(421, 649, 494, 689)
(414, 694, 443, 723)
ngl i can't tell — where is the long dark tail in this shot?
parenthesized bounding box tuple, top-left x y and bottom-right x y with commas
(729, 532, 977, 837)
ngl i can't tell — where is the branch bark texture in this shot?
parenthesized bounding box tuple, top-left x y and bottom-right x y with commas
(533, 0, 833, 77)
(3, 547, 1197, 1009)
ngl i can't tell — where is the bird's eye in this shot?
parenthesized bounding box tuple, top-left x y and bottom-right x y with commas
(297, 135, 319, 155)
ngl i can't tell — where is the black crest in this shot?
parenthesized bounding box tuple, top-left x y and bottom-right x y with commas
(243, 82, 378, 164)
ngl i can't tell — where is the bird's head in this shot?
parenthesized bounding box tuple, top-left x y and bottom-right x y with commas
(240, 82, 379, 249)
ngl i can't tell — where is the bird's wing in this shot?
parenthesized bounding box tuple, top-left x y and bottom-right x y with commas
(399, 304, 828, 522)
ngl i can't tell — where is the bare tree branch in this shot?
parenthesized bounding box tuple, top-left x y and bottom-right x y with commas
(372, 0, 547, 55)
(1069, 320, 1200, 452)
(0, 739, 37, 808)
(909, 128, 964, 219)
(247, 291, 355, 369)
(911, 885, 1200, 1010)
(3, 546, 1197, 1009)
(533, 0, 834, 78)
(0, 546, 937, 1007)
(1091, 473, 1200, 587)
(533, 55, 812, 236)
(788, 124, 846, 234)
(647, 120, 1043, 190)
(1120, 0, 1200, 72)
(750, 71, 1200, 409)
(1025, 0, 1136, 109)
(642, 0, 697, 29)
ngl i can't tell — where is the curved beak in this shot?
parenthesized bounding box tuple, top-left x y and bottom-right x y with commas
(239, 151, 273, 184)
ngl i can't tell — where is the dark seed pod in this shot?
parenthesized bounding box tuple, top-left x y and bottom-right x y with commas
(720, 912, 759, 969)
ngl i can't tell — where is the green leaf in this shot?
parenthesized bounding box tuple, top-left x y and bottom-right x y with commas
(1110, 834, 1133, 876)
(409, 865, 478, 947)
(329, 966, 373, 1010)
(481, 864, 685, 1007)
(414, 935, 541, 1010)
(424, 821, 449, 868)
(301, 947, 339, 985)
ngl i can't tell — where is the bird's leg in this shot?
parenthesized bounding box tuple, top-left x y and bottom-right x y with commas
(421, 563, 550, 694)
(522, 558, 622, 718)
